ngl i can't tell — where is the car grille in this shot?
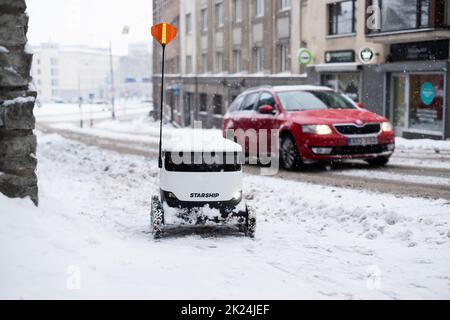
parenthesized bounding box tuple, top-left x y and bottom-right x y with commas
(332, 144, 389, 155)
(334, 123, 381, 135)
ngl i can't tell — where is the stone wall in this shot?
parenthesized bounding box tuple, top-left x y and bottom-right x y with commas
(0, 0, 38, 205)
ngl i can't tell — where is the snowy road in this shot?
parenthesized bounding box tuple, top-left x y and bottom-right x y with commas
(1, 128, 449, 299)
(37, 121, 450, 201)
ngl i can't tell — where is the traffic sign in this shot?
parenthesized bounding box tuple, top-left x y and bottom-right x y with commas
(151, 23, 177, 46)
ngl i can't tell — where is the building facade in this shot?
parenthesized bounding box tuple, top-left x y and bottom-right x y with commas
(31, 43, 121, 103)
(117, 42, 153, 101)
(153, 0, 450, 139)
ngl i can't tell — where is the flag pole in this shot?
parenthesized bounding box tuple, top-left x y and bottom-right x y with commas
(158, 44, 166, 169)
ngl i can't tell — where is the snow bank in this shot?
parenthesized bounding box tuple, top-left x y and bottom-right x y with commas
(0, 46, 9, 53)
(396, 137, 450, 152)
(1, 96, 35, 106)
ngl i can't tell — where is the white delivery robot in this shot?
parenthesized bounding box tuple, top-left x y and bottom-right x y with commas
(150, 130, 256, 239)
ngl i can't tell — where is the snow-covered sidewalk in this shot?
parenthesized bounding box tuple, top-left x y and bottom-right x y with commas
(1, 132, 449, 299)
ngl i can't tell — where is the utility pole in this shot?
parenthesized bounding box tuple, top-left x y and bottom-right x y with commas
(109, 41, 116, 120)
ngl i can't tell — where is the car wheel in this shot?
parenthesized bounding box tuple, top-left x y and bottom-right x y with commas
(280, 134, 302, 170)
(366, 156, 390, 167)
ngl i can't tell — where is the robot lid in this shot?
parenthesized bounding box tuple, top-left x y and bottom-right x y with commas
(162, 129, 242, 154)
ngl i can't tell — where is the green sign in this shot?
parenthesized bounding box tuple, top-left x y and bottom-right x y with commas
(420, 82, 435, 106)
(297, 48, 313, 65)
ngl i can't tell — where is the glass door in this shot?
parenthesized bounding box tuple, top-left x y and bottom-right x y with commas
(391, 75, 408, 134)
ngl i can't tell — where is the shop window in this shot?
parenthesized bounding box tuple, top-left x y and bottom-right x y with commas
(213, 94, 223, 114)
(328, 0, 356, 35)
(368, 0, 431, 33)
(200, 93, 208, 112)
(321, 73, 361, 102)
(408, 74, 444, 133)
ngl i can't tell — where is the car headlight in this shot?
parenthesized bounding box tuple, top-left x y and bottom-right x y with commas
(381, 122, 393, 132)
(302, 125, 333, 135)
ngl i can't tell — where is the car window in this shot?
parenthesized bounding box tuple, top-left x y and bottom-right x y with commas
(228, 95, 245, 113)
(257, 92, 276, 109)
(277, 90, 357, 111)
(241, 92, 259, 111)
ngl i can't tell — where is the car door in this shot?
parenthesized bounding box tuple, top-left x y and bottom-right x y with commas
(223, 94, 245, 134)
(235, 92, 260, 154)
(253, 91, 280, 155)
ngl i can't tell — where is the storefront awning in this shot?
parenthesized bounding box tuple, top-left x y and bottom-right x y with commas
(313, 63, 362, 72)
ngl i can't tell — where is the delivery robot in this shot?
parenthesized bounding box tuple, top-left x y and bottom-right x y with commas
(150, 131, 256, 239)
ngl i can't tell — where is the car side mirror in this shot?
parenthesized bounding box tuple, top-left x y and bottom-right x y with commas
(357, 102, 365, 109)
(258, 105, 276, 114)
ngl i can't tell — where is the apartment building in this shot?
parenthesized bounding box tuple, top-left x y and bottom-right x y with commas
(153, 0, 450, 139)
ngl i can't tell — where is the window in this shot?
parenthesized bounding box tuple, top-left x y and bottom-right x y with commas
(229, 95, 245, 112)
(241, 92, 259, 111)
(185, 55, 192, 74)
(257, 92, 276, 109)
(200, 93, 208, 112)
(233, 0, 242, 22)
(328, 0, 356, 35)
(368, 0, 431, 33)
(216, 2, 224, 27)
(213, 94, 223, 114)
(408, 74, 444, 132)
(216, 52, 224, 72)
(278, 91, 357, 112)
(51, 68, 58, 76)
(186, 13, 192, 34)
(255, 0, 264, 17)
(37, 69, 41, 75)
(279, 43, 289, 72)
(201, 8, 208, 31)
(233, 49, 241, 73)
(202, 53, 208, 73)
(280, 0, 291, 10)
(321, 73, 361, 102)
(255, 47, 264, 72)
(51, 79, 58, 87)
(50, 58, 58, 66)
(446, 0, 450, 26)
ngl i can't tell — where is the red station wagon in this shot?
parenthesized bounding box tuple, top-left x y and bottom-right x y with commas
(222, 85, 395, 170)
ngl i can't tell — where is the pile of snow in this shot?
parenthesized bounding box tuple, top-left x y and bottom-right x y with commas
(0, 46, 9, 53)
(396, 137, 450, 152)
(1, 96, 35, 106)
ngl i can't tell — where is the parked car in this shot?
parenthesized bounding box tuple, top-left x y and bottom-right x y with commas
(222, 85, 395, 170)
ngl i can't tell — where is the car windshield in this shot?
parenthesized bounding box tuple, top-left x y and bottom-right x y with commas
(277, 90, 357, 111)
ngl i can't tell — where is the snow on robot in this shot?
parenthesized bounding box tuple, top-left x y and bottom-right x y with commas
(150, 130, 256, 239)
